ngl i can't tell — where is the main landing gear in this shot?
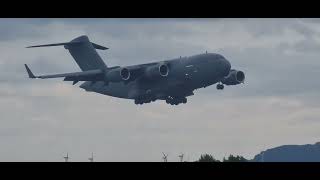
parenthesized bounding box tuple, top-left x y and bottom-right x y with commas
(135, 96, 187, 105)
(134, 97, 157, 105)
(165, 96, 187, 105)
(216, 83, 224, 90)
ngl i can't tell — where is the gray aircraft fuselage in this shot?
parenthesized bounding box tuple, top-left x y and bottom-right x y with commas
(25, 35, 245, 105)
(80, 53, 231, 100)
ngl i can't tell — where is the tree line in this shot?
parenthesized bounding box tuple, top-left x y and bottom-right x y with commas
(195, 154, 248, 162)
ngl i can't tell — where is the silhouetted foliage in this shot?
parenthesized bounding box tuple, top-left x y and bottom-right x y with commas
(197, 154, 220, 162)
(223, 155, 248, 162)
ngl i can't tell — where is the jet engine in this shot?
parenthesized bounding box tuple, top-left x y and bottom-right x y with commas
(222, 69, 245, 85)
(145, 63, 169, 79)
(105, 67, 131, 82)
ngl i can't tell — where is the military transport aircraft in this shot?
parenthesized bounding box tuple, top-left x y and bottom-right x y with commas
(24, 35, 245, 105)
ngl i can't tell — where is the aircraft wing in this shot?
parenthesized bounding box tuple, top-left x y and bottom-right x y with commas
(123, 62, 170, 80)
(24, 64, 104, 83)
(24, 60, 171, 84)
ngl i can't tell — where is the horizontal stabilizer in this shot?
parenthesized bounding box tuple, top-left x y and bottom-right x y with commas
(26, 41, 108, 50)
(26, 42, 80, 48)
(91, 43, 109, 50)
(26, 35, 109, 71)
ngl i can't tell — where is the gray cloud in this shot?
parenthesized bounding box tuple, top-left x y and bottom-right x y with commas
(0, 18, 320, 161)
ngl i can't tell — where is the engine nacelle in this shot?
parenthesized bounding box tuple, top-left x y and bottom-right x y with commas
(105, 67, 131, 82)
(145, 63, 169, 79)
(222, 69, 245, 85)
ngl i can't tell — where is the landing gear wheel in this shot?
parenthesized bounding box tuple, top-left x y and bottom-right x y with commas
(165, 96, 187, 105)
(182, 97, 187, 104)
(166, 96, 175, 105)
(216, 84, 224, 90)
(134, 99, 139, 105)
(135, 99, 144, 105)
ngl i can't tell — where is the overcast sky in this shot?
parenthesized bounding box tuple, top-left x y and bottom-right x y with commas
(0, 18, 320, 161)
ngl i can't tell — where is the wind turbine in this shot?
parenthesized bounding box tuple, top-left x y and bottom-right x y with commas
(64, 153, 69, 162)
(89, 152, 94, 162)
(178, 153, 184, 162)
(162, 152, 168, 162)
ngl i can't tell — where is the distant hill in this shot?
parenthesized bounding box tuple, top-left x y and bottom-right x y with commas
(252, 142, 320, 162)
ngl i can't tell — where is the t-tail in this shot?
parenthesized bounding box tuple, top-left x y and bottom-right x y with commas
(26, 35, 108, 71)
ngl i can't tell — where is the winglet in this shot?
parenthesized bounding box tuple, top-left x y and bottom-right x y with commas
(24, 64, 36, 78)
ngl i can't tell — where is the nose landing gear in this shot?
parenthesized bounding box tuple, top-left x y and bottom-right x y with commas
(216, 83, 224, 90)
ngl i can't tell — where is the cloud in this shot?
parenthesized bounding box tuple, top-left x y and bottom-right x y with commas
(0, 18, 320, 161)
